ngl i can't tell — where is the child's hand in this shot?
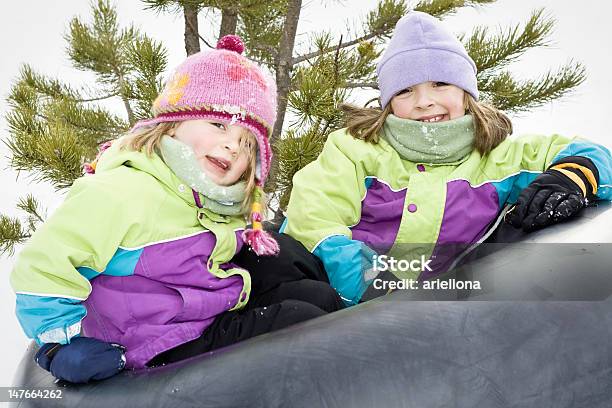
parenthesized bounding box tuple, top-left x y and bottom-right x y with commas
(35, 337, 126, 383)
(505, 169, 587, 232)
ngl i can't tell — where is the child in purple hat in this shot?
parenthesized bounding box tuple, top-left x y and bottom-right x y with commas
(10, 35, 343, 383)
(273, 11, 612, 305)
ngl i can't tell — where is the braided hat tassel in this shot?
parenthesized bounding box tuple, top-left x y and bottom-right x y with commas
(242, 186, 279, 256)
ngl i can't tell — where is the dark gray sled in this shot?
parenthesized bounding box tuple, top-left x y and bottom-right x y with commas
(11, 202, 612, 408)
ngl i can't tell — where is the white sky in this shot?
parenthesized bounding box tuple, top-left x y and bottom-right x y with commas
(1, 0, 611, 386)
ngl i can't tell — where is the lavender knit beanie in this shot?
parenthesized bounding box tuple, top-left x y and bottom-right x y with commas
(377, 11, 479, 108)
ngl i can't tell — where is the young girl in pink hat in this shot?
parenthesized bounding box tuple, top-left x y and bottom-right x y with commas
(10, 35, 343, 384)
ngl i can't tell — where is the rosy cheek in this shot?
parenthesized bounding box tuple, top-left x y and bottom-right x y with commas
(391, 103, 408, 119)
(192, 143, 209, 157)
(447, 102, 463, 119)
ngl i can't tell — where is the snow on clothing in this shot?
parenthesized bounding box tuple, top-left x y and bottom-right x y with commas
(283, 128, 612, 306)
(10, 141, 251, 369)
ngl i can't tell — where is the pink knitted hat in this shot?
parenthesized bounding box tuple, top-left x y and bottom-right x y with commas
(132, 35, 277, 185)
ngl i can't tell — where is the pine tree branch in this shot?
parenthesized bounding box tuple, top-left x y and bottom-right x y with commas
(273, 126, 327, 209)
(364, 97, 381, 108)
(4, 1, 164, 195)
(292, 0, 407, 65)
(413, 0, 497, 18)
(293, 33, 379, 65)
(19, 65, 82, 101)
(28, 109, 126, 136)
(318, 37, 344, 136)
(66, 1, 139, 123)
(0, 215, 30, 257)
(465, 8, 554, 76)
(17, 64, 121, 104)
(252, 44, 279, 60)
(292, 1, 495, 68)
(16, 195, 46, 224)
(236, 0, 284, 67)
(141, 0, 204, 14)
(125, 35, 168, 119)
(6, 129, 88, 190)
(331, 35, 342, 88)
(75, 92, 121, 102)
(343, 82, 378, 89)
(479, 61, 586, 113)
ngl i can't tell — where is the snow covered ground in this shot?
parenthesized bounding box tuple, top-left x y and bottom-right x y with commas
(1, 0, 611, 387)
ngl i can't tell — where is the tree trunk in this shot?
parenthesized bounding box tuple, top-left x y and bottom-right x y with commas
(114, 70, 135, 125)
(183, 4, 201, 56)
(272, 0, 302, 145)
(219, 9, 238, 39)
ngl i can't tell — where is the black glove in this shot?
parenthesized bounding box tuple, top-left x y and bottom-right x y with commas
(35, 337, 126, 384)
(505, 156, 599, 232)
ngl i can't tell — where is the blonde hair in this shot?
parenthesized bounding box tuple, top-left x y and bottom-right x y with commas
(341, 93, 513, 156)
(119, 121, 258, 213)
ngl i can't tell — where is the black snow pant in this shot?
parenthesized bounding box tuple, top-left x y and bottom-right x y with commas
(234, 230, 335, 297)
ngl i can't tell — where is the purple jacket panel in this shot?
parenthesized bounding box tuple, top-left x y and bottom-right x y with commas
(82, 230, 245, 369)
(350, 178, 405, 254)
(420, 180, 500, 280)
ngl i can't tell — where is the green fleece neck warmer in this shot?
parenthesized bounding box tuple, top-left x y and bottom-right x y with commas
(381, 114, 475, 164)
(159, 135, 246, 216)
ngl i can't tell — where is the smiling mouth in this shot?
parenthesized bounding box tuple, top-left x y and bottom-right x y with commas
(418, 114, 446, 123)
(206, 156, 231, 172)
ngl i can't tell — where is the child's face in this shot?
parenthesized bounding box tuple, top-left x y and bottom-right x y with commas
(169, 119, 252, 186)
(390, 82, 466, 122)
